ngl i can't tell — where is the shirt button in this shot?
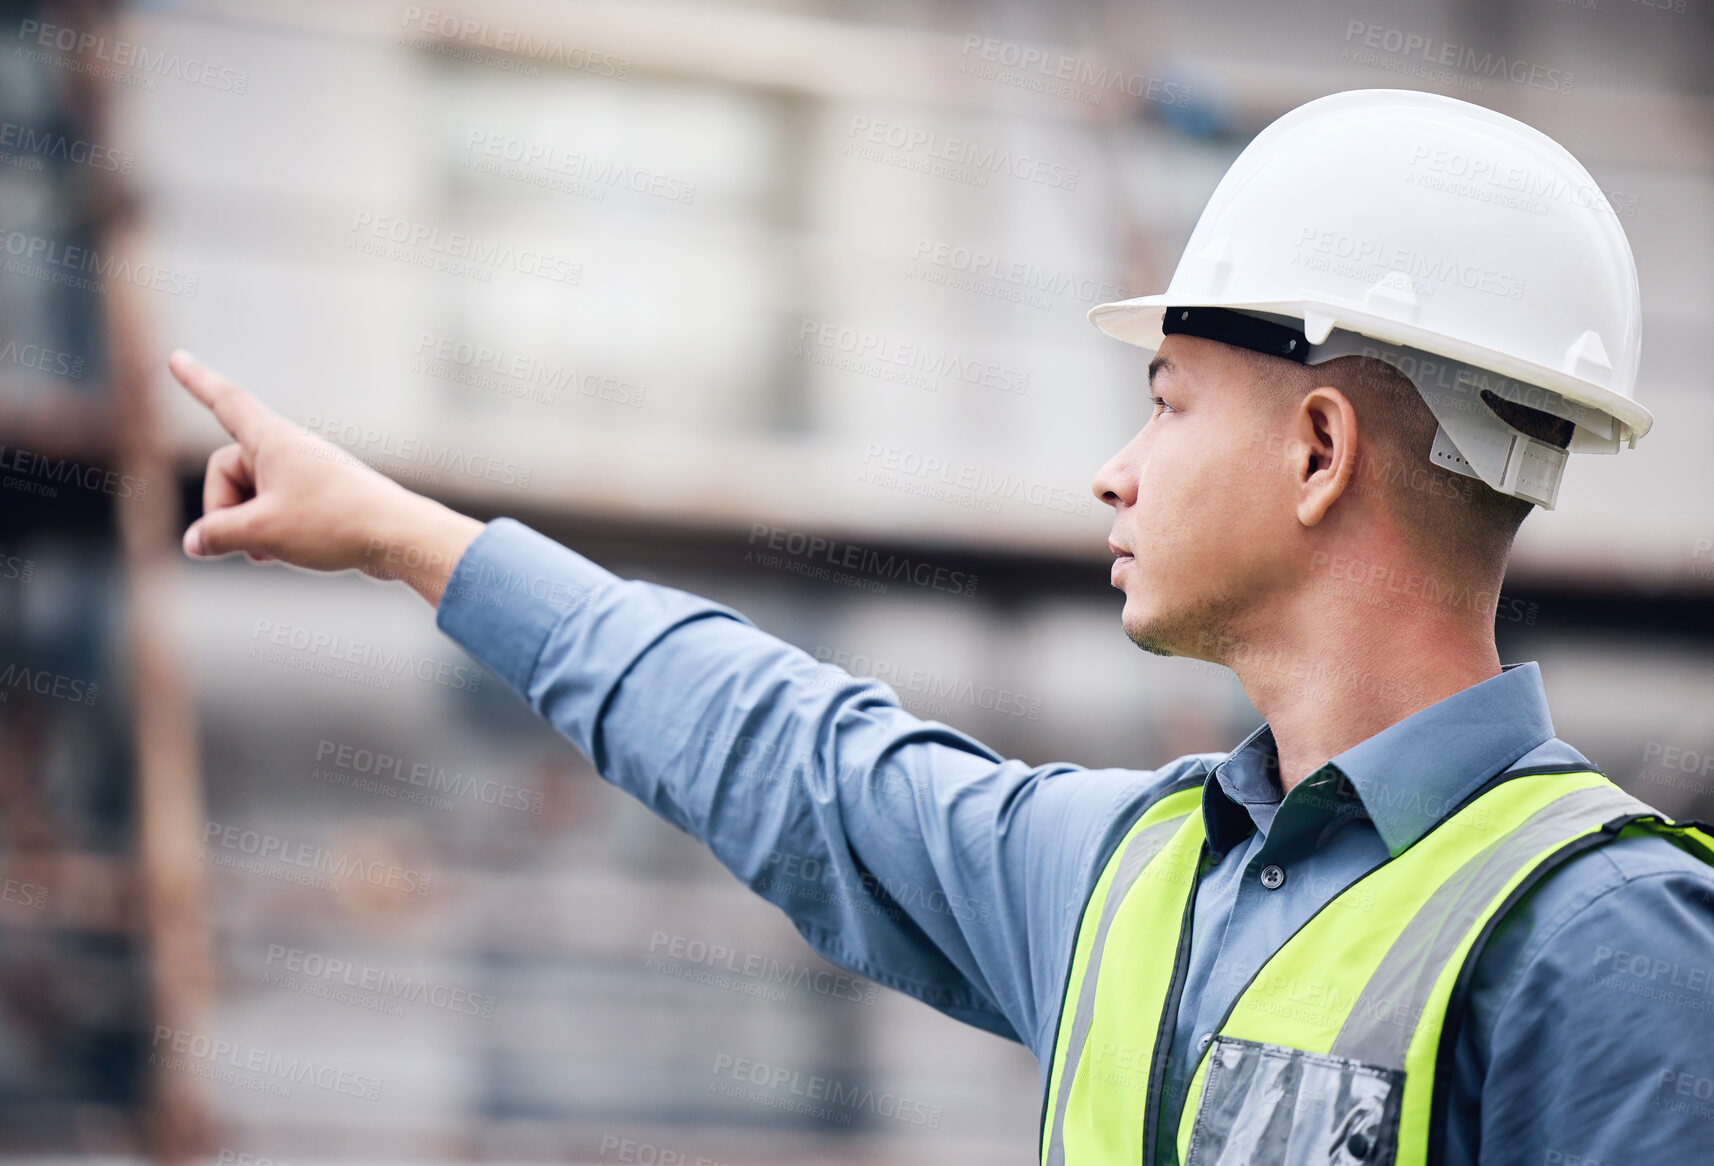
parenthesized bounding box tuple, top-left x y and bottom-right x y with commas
(1259, 863, 1286, 890)
(1196, 1032, 1213, 1053)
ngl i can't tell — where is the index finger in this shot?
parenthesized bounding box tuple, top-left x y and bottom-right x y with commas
(168, 349, 277, 448)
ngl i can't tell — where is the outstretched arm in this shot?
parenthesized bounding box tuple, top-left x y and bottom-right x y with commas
(168, 349, 1187, 1054)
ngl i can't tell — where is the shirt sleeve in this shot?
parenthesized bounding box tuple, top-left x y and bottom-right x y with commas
(1443, 830, 1714, 1166)
(434, 517, 1184, 1051)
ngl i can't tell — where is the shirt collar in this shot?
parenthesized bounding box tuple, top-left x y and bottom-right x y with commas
(1202, 661, 1565, 858)
(1201, 722, 1284, 855)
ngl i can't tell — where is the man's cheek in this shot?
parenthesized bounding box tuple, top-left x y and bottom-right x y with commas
(1137, 466, 1204, 553)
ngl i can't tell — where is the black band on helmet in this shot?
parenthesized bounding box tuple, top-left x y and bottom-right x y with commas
(1161, 306, 1309, 364)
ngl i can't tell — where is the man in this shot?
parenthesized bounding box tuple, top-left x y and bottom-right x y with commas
(169, 90, 1713, 1165)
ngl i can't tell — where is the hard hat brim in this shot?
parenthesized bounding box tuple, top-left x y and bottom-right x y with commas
(1088, 295, 1654, 442)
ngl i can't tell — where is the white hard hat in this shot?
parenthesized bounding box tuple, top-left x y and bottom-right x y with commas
(1088, 88, 1650, 510)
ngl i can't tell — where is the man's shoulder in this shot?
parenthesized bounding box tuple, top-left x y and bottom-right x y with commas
(1452, 816, 1714, 1165)
(1474, 818, 1714, 999)
(1483, 745, 1714, 939)
(1590, 824, 1714, 886)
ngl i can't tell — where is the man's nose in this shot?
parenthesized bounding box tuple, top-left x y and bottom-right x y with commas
(1092, 445, 1137, 510)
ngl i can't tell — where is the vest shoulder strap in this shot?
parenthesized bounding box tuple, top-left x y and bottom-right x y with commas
(1424, 806, 1714, 1163)
(1039, 770, 1206, 1166)
(1172, 769, 1654, 1166)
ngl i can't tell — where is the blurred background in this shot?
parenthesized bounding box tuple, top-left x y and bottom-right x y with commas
(1, 0, 1711, 1162)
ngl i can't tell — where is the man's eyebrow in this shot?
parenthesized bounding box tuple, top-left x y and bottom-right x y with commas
(1147, 355, 1173, 386)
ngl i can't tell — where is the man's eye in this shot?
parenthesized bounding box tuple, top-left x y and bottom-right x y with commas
(1150, 395, 1175, 414)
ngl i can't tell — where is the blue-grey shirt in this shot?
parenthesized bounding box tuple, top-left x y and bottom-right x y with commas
(435, 517, 1714, 1165)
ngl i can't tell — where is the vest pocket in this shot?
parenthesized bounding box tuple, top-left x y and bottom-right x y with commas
(1184, 1036, 1403, 1166)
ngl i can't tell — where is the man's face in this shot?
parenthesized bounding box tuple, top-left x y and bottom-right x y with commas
(1091, 333, 1302, 659)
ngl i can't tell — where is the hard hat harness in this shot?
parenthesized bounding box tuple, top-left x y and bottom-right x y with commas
(1160, 305, 1309, 363)
(1164, 304, 1574, 509)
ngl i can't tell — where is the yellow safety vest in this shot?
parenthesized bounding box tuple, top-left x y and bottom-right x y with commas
(1039, 767, 1714, 1166)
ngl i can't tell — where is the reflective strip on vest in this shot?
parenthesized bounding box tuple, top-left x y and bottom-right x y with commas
(1329, 782, 1645, 1067)
(1040, 784, 1203, 1166)
(1176, 775, 1649, 1166)
(1038, 768, 1696, 1166)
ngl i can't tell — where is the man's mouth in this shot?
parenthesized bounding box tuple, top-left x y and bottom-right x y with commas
(1108, 540, 1134, 584)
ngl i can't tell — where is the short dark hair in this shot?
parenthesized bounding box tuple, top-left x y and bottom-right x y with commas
(1249, 353, 1571, 575)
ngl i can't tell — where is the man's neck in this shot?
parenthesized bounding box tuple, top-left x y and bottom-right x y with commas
(1223, 597, 1503, 794)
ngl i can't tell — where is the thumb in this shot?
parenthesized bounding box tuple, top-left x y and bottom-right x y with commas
(185, 499, 269, 559)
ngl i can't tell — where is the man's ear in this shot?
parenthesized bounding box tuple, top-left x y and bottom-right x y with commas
(1293, 386, 1358, 527)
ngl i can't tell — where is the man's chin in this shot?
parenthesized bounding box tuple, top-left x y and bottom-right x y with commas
(1121, 593, 1231, 662)
(1121, 606, 1183, 659)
